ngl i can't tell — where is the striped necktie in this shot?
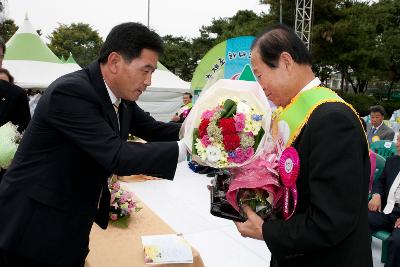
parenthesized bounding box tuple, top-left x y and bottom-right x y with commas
(113, 99, 121, 114)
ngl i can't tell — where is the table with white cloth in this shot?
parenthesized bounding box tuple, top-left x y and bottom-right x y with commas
(115, 162, 271, 267)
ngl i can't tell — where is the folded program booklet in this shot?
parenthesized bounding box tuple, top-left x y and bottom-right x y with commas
(141, 234, 193, 264)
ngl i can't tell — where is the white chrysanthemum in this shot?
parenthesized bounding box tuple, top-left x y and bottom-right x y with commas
(251, 120, 263, 134)
(194, 139, 207, 161)
(206, 145, 222, 162)
(236, 101, 251, 115)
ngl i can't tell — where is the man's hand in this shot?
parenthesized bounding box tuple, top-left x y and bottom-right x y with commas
(395, 218, 400, 228)
(234, 205, 264, 240)
(171, 115, 180, 122)
(368, 194, 381, 212)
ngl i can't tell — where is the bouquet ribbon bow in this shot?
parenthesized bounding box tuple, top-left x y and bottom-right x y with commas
(279, 147, 300, 220)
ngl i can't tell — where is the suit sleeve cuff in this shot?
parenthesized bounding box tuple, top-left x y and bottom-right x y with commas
(177, 140, 187, 163)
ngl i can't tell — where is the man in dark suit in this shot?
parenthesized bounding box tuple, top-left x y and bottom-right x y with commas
(234, 24, 372, 267)
(0, 81, 31, 182)
(368, 134, 400, 267)
(0, 36, 31, 182)
(0, 80, 31, 132)
(367, 105, 395, 144)
(0, 22, 187, 267)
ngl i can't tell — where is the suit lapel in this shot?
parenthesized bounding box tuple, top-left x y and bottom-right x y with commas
(87, 61, 119, 135)
(376, 125, 383, 136)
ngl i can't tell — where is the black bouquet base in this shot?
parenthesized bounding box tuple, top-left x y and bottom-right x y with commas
(210, 170, 246, 222)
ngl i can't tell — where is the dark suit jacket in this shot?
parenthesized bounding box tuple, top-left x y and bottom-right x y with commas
(0, 80, 31, 132)
(0, 61, 181, 266)
(0, 81, 31, 181)
(263, 102, 372, 267)
(371, 155, 400, 208)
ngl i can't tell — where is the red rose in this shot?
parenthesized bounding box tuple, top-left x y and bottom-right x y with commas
(219, 118, 236, 135)
(223, 134, 241, 151)
(198, 119, 210, 138)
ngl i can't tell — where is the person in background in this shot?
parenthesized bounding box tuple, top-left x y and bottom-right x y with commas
(368, 133, 400, 267)
(367, 105, 395, 144)
(0, 68, 14, 84)
(234, 24, 371, 267)
(0, 77, 31, 182)
(171, 92, 193, 123)
(27, 89, 42, 116)
(0, 22, 187, 267)
(0, 36, 31, 183)
(0, 65, 30, 132)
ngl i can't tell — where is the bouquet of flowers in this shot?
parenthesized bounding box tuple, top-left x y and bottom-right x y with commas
(109, 176, 141, 228)
(183, 79, 283, 221)
(226, 137, 285, 220)
(192, 97, 265, 168)
(183, 79, 271, 168)
(0, 122, 22, 169)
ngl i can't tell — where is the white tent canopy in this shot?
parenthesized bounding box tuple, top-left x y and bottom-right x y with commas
(3, 15, 81, 90)
(4, 60, 81, 89)
(3, 15, 190, 121)
(136, 65, 191, 122)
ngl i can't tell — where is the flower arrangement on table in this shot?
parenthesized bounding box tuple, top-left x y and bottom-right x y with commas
(0, 122, 22, 170)
(182, 79, 286, 221)
(109, 176, 142, 228)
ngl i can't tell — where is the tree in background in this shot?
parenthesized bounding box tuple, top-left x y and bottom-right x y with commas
(0, 19, 17, 42)
(329, 2, 379, 94)
(48, 23, 103, 67)
(259, 0, 295, 26)
(200, 10, 270, 43)
(372, 0, 400, 100)
(167, 10, 270, 81)
(159, 35, 194, 81)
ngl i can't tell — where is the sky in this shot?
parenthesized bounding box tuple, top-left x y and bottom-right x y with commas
(6, 0, 268, 41)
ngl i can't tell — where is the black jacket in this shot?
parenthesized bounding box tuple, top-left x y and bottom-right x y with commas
(263, 102, 372, 267)
(0, 80, 30, 132)
(0, 61, 180, 266)
(371, 155, 400, 208)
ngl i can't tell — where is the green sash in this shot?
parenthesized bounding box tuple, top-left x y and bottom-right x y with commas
(277, 87, 350, 146)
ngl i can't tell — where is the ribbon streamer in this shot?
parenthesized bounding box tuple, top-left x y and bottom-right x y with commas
(279, 147, 300, 220)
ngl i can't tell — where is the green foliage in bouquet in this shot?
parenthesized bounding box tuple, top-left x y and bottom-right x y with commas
(192, 128, 199, 155)
(220, 99, 237, 118)
(253, 127, 265, 151)
(237, 188, 273, 220)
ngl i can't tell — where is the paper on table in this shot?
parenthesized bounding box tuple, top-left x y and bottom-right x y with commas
(141, 234, 193, 265)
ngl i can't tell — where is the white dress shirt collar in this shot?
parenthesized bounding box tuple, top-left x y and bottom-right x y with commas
(300, 77, 321, 93)
(103, 79, 120, 106)
(374, 121, 384, 131)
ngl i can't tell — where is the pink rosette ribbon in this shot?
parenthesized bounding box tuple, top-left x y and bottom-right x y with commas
(279, 146, 300, 220)
(181, 108, 191, 119)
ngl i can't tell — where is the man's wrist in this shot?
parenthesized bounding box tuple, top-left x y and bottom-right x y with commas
(372, 193, 381, 199)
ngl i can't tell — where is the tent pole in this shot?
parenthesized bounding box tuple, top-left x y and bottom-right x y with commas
(147, 0, 150, 28)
